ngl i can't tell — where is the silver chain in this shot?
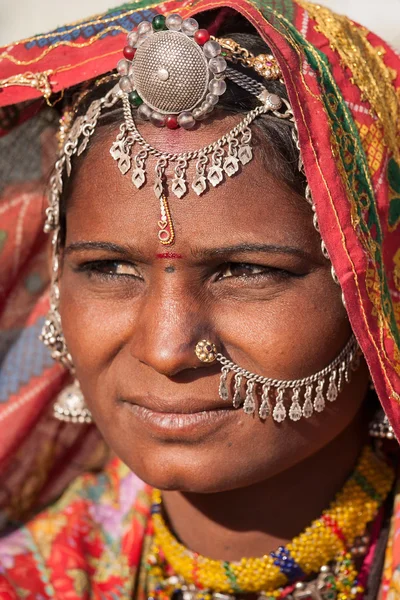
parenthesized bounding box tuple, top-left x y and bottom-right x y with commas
(216, 334, 357, 389)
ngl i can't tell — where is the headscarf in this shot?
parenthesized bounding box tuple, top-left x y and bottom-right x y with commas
(0, 0, 399, 596)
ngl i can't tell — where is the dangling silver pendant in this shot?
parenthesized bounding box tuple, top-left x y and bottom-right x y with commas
(219, 367, 229, 401)
(289, 387, 302, 422)
(207, 165, 223, 187)
(132, 150, 148, 188)
(243, 380, 256, 415)
(238, 145, 252, 165)
(238, 127, 253, 165)
(171, 177, 187, 198)
(273, 388, 286, 423)
(223, 155, 239, 177)
(327, 371, 338, 402)
(172, 159, 188, 199)
(132, 167, 146, 188)
(192, 153, 208, 196)
(233, 373, 242, 408)
(192, 175, 207, 196)
(314, 380, 325, 413)
(302, 385, 314, 418)
(110, 126, 133, 175)
(259, 384, 271, 419)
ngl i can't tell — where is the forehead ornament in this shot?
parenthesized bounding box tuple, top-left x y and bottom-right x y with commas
(44, 14, 291, 249)
(109, 14, 288, 245)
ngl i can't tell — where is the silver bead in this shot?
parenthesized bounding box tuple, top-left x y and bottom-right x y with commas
(119, 76, 133, 93)
(137, 21, 152, 35)
(209, 56, 226, 74)
(137, 103, 153, 120)
(178, 111, 196, 129)
(203, 40, 221, 58)
(209, 78, 227, 95)
(137, 30, 152, 46)
(181, 17, 199, 36)
(206, 93, 219, 105)
(201, 101, 212, 112)
(192, 107, 203, 119)
(117, 59, 129, 75)
(127, 30, 139, 47)
(166, 13, 183, 31)
(150, 111, 166, 127)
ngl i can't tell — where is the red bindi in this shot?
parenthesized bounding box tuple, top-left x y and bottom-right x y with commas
(156, 252, 183, 259)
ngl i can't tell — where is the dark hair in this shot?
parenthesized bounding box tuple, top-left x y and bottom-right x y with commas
(58, 13, 306, 246)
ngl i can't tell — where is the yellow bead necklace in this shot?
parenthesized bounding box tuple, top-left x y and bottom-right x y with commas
(146, 446, 394, 600)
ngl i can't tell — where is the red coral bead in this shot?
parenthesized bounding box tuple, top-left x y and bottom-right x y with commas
(123, 45, 136, 60)
(166, 116, 179, 130)
(194, 29, 210, 45)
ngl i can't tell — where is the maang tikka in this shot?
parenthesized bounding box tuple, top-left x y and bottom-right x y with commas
(109, 13, 288, 246)
(41, 12, 354, 424)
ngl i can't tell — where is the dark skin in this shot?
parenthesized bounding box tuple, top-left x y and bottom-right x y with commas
(59, 115, 370, 561)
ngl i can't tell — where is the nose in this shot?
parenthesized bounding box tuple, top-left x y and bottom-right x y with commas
(129, 282, 213, 377)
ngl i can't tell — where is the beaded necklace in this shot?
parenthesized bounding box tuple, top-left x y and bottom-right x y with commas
(145, 446, 394, 600)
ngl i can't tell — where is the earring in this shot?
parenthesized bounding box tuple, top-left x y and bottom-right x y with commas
(369, 410, 395, 440)
(195, 335, 360, 423)
(41, 307, 74, 371)
(53, 380, 92, 424)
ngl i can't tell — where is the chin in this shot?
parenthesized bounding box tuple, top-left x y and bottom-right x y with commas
(114, 442, 266, 494)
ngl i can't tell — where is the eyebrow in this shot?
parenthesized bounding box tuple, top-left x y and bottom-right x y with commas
(64, 241, 142, 258)
(191, 243, 312, 261)
(64, 241, 313, 262)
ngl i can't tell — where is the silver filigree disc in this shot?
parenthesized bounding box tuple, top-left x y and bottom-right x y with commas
(132, 30, 209, 114)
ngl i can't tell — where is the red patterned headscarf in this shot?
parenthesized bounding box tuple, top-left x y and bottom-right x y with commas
(0, 0, 399, 532)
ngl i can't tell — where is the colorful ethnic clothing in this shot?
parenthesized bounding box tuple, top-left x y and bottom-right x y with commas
(0, 447, 395, 599)
(0, 0, 399, 597)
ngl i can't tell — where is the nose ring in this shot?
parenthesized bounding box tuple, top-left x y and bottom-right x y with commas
(195, 340, 217, 363)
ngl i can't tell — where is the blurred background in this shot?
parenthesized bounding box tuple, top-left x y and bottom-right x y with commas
(0, 0, 399, 48)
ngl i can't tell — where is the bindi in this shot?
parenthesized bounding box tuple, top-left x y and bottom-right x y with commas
(156, 252, 183, 259)
(165, 265, 176, 274)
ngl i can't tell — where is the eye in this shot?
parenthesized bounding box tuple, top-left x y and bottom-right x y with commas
(217, 262, 276, 280)
(77, 260, 142, 280)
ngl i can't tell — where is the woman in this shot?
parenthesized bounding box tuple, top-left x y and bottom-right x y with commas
(0, 0, 399, 598)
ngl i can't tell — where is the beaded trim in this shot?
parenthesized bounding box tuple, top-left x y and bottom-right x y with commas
(146, 446, 394, 599)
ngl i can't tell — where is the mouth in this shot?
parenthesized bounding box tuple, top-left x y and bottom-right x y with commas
(119, 396, 240, 438)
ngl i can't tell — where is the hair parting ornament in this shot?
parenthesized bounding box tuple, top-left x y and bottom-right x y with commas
(41, 12, 362, 426)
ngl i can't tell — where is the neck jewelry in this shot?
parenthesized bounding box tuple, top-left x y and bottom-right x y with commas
(146, 446, 394, 600)
(195, 336, 360, 423)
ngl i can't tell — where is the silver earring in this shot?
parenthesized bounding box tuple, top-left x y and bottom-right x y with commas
(195, 335, 360, 423)
(369, 409, 395, 440)
(53, 380, 92, 424)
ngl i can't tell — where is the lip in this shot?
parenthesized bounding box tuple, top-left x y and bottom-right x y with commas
(120, 398, 239, 439)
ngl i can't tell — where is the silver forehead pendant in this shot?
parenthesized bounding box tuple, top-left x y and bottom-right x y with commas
(117, 14, 227, 129)
(110, 13, 286, 246)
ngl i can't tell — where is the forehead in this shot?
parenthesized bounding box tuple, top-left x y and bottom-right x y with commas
(65, 118, 317, 253)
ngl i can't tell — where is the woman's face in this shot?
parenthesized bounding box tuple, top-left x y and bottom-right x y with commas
(59, 116, 368, 493)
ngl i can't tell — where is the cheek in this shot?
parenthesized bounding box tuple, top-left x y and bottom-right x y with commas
(215, 269, 349, 379)
(59, 272, 136, 373)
